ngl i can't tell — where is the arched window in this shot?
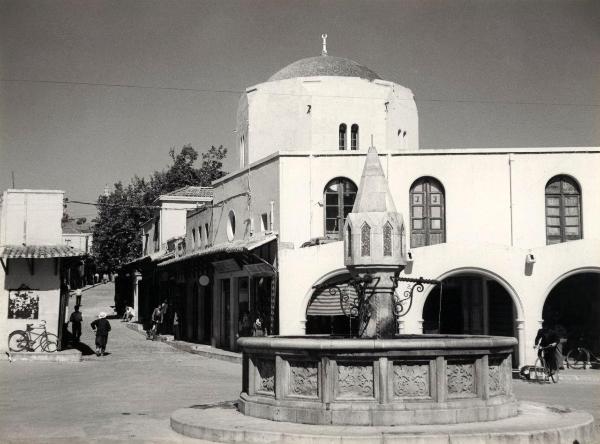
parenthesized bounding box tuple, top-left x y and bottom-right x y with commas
(383, 222, 393, 256)
(339, 124, 347, 150)
(324, 177, 357, 237)
(351, 124, 359, 150)
(346, 224, 353, 257)
(361, 223, 371, 256)
(545, 175, 582, 244)
(410, 177, 445, 248)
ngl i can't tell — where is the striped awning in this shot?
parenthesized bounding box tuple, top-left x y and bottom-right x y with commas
(1, 244, 85, 259)
(307, 282, 356, 316)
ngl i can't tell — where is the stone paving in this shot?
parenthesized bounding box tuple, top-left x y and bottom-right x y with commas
(0, 282, 598, 443)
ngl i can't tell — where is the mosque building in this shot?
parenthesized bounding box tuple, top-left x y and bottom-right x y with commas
(129, 37, 600, 368)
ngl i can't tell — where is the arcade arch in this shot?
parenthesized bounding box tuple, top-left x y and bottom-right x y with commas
(541, 269, 600, 357)
(421, 268, 523, 367)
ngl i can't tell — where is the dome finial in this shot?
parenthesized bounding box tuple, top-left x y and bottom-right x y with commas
(321, 34, 328, 56)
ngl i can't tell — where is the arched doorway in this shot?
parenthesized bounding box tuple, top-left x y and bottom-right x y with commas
(422, 273, 518, 365)
(543, 272, 600, 355)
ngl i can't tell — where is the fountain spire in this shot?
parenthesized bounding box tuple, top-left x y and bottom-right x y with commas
(344, 146, 406, 338)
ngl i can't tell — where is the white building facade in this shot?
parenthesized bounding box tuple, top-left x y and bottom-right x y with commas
(150, 51, 600, 367)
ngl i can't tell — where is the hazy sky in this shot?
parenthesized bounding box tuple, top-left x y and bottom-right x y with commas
(1, 0, 599, 218)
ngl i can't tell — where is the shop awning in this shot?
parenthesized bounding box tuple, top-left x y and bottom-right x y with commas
(123, 251, 174, 268)
(307, 282, 356, 316)
(157, 233, 277, 268)
(0, 244, 85, 259)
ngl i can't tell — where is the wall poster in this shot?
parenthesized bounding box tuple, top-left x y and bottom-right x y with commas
(8, 286, 40, 319)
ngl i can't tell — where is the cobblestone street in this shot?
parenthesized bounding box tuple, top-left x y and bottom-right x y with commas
(1, 283, 599, 442)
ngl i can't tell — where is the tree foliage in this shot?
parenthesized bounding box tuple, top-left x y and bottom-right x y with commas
(91, 145, 227, 272)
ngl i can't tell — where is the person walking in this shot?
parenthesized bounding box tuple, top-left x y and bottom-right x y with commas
(91, 312, 111, 356)
(74, 288, 82, 306)
(69, 305, 83, 343)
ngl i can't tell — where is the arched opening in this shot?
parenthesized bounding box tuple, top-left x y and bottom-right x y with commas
(543, 272, 600, 356)
(338, 124, 347, 150)
(422, 273, 518, 366)
(324, 177, 358, 237)
(410, 176, 445, 248)
(306, 272, 358, 336)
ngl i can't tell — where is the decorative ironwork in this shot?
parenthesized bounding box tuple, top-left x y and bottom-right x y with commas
(389, 276, 441, 319)
(314, 274, 440, 336)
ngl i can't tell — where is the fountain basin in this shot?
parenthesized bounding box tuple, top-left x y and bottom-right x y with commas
(238, 334, 517, 426)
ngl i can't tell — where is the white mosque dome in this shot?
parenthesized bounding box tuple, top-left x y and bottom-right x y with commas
(268, 55, 382, 82)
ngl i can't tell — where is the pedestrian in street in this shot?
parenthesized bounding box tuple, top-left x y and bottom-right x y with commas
(69, 305, 82, 343)
(94, 273, 99, 284)
(102, 273, 108, 284)
(122, 306, 134, 322)
(91, 312, 111, 356)
(160, 299, 168, 334)
(173, 309, 181, 340)
(75, 288, 82, 306)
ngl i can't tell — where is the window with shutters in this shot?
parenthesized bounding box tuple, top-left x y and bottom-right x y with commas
(545, 175, 582, 244)
(410, 177, 445, 248)
(324, 177, 357, 237)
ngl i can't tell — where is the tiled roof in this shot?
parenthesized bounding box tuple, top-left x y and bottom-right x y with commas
(158, 233, 277, 267)
(162, 186, 214, 198)
(269, 56, 381, 82)
(1, 245, 86, 259)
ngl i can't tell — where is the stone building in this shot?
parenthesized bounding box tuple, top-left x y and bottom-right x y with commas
(134, 44, 600, 367)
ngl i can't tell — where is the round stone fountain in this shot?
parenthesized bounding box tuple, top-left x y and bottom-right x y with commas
(238, 334, 516, 426)
(171, 147, 594, 443)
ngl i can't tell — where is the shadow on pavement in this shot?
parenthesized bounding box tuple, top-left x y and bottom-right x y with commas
(62, 330, 96, 356)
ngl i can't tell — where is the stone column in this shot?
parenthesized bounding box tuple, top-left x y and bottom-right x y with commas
(133, 271, 142, 320)
(516, 319, 525, 369)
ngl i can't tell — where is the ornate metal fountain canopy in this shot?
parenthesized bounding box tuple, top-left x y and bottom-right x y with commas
(313, 274, 441, 336)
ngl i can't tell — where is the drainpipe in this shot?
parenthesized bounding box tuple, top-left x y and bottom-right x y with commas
(508, 153, 514, 247)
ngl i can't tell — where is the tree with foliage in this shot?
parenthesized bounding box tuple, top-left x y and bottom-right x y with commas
(91, 145, 227, 272)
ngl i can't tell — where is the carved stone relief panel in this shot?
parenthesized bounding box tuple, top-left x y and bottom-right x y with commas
(393, 362, 430, 398)
(289, 361, 319, 398)
(489, 357, 509, 397)
(337, 363, 374, 398)
(447, 362, 476, 398)
(255, 358, 275, 395)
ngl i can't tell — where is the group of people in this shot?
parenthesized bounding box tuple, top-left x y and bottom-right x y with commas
(238, 311, 267, 338)
(68, 305, 111, 357)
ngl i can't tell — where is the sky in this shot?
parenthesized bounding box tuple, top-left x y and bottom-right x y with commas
(1, 0, 599, 219)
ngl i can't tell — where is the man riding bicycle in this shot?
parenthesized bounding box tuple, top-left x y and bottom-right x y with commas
(534, 321, 560, 375)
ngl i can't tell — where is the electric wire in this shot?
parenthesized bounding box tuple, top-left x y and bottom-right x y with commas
(2, 78, 599, 108)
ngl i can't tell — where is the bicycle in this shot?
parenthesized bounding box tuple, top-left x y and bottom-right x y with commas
(530, 344, 559, 383)
(566, 346, 600, 369)
(8, 320, 58, 352)
(146, 322, 159, 341)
